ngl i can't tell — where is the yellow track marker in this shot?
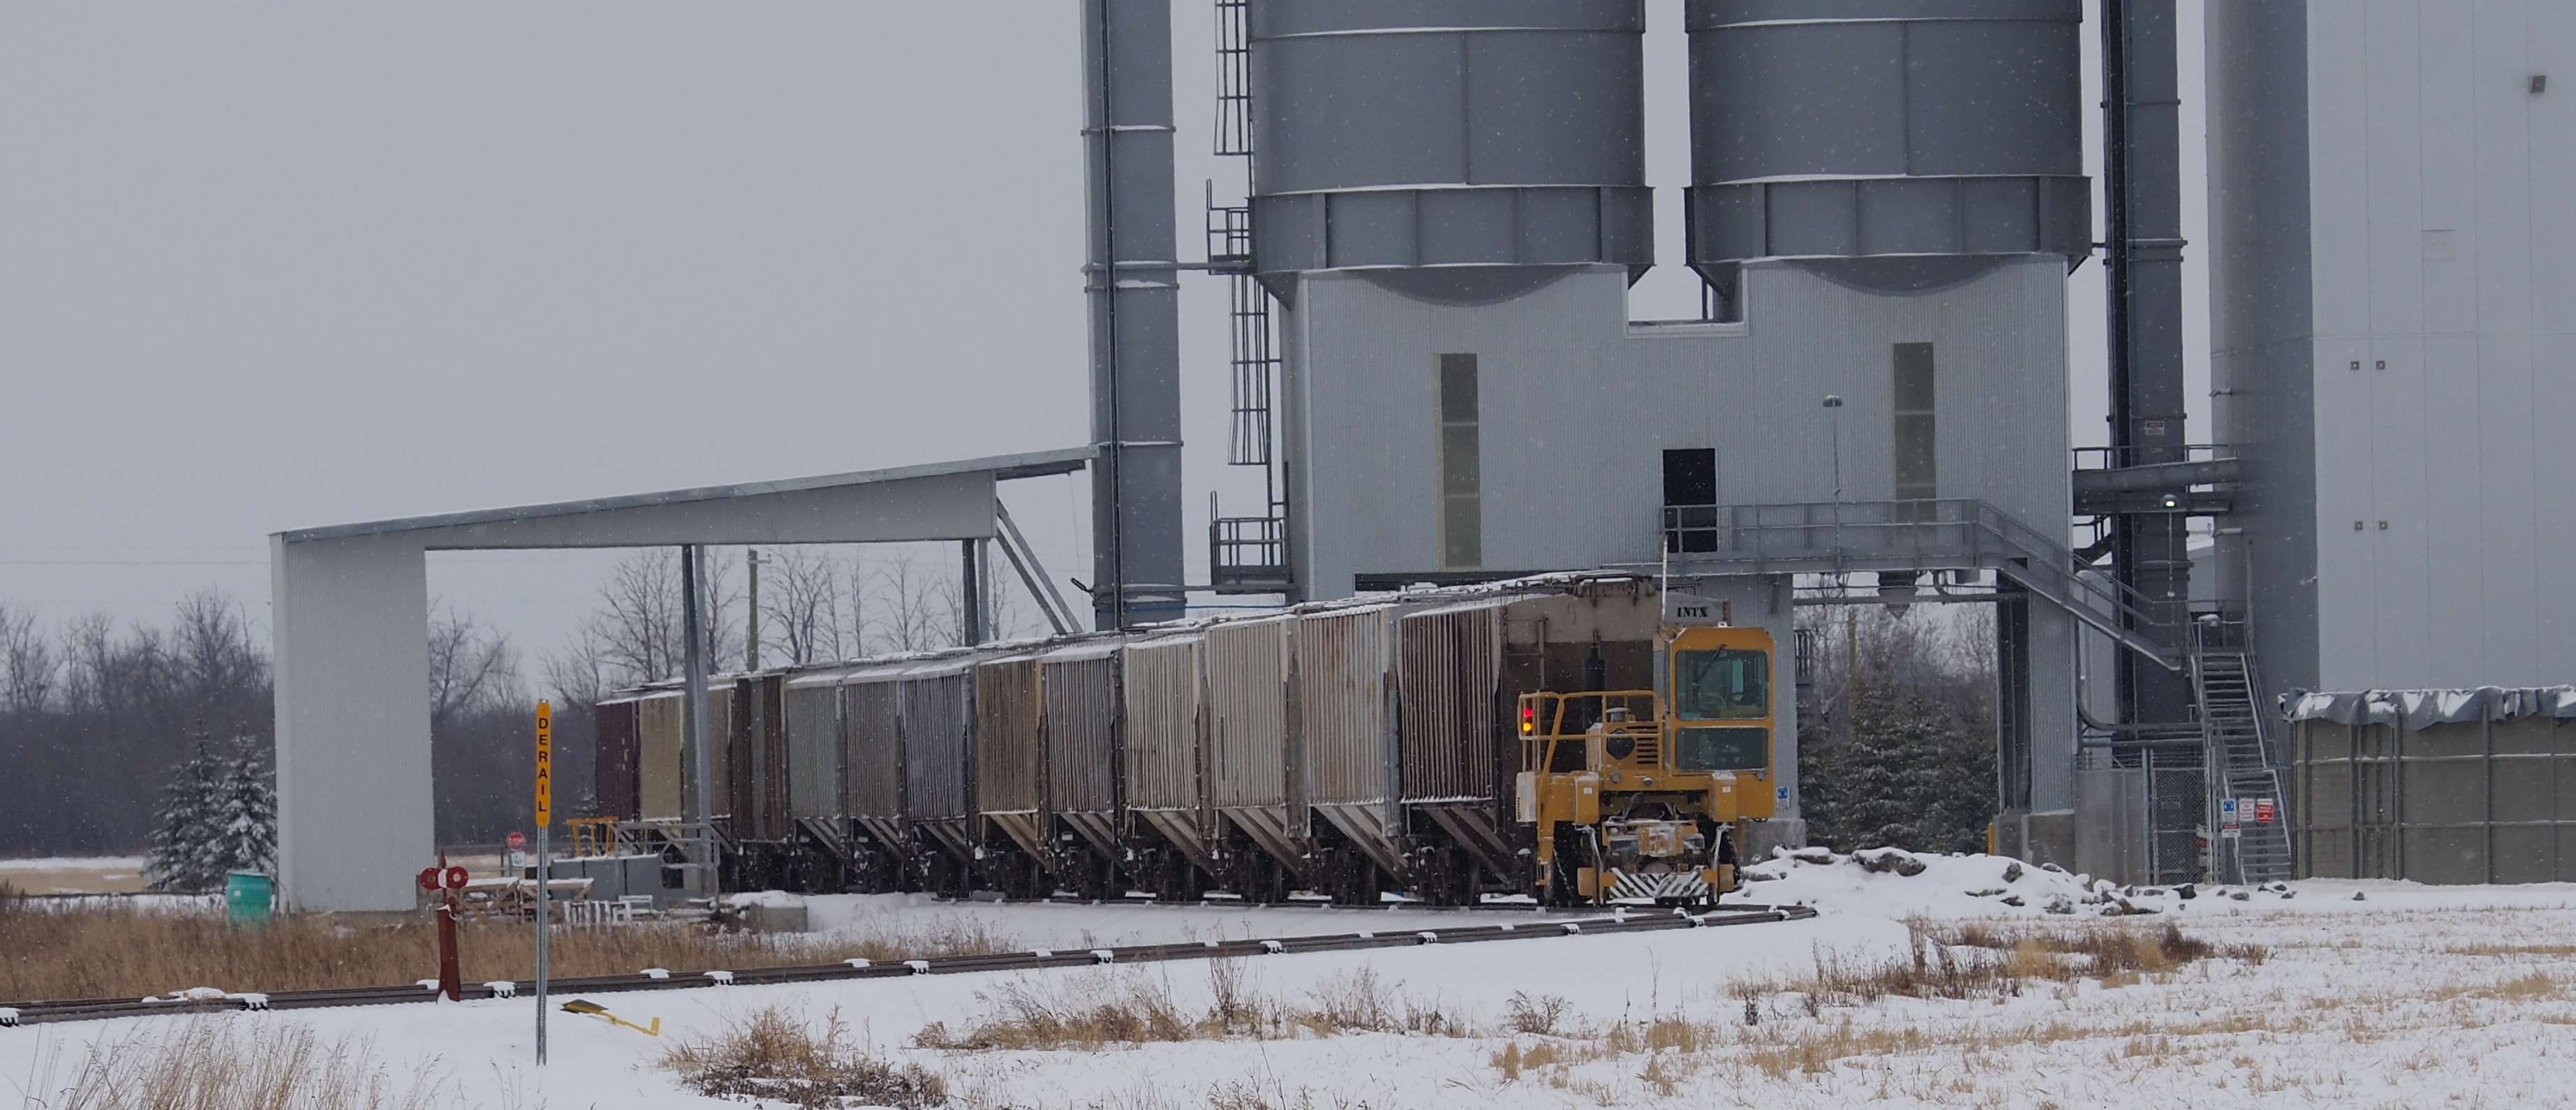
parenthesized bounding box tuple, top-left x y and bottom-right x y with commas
(561, 998, 661, 1036)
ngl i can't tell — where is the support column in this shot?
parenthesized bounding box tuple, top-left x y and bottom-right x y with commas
(681, 545, 715, 896)
(961, 540, 987, 646)
(272, 534, 434, 912)
(1996, 584, 2035, 814)
(1081, 0, 1186, 630)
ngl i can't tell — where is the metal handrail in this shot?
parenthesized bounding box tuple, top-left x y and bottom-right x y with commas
(1658, 498, 2180, 669)
(2072, 443, 2235, 471)
(1209, 515, 1289, 589)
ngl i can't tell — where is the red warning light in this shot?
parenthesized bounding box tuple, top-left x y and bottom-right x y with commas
(1520, 706, 1537, 734)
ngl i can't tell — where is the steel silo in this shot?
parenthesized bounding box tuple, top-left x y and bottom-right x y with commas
(1250, 0, 1651, 299)
(1686, 0, 2089, 299)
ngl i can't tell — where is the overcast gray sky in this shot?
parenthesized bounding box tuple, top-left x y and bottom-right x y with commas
(0, 2, 2205, 667)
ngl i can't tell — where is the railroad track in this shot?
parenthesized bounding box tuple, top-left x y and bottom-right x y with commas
(0, 903, 1814, 1028)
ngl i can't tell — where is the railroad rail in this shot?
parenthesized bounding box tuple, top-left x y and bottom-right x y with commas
(0, 903, 1815, 1028)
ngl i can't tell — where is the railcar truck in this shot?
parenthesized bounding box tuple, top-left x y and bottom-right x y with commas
(1516, 607, 1776, 906)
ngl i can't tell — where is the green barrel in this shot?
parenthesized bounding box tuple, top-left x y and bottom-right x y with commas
(224, 871, 273, 927)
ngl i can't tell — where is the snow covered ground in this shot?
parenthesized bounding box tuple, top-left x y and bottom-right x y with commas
(8, 852, 2576, 1109)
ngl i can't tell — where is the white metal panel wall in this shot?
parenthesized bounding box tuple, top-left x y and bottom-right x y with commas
(1282, 259, 2073, 598)
(2258, 1, 2576, 692)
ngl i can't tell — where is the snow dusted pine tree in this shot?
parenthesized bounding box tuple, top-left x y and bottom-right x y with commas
(209, 734, 277, 880)
(142, 727, 276, 892)
(143, 729, 225, 892)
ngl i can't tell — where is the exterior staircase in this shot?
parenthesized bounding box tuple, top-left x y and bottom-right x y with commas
(2190, 618, 2294, 884)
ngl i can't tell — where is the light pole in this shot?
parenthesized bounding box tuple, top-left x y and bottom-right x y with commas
(1821, 395, 1844, 501)
(1823, 395, 1846, 586)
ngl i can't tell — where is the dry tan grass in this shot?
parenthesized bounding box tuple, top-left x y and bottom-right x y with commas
(1475, 922, 2283, 1093)
(662, 1003, 945, 1109)
(2444, 942, 2576, 957)
(0, 893, 1010, 1004)
(912, 963, 1474, 1052)
(29, 1016, 458, 1110)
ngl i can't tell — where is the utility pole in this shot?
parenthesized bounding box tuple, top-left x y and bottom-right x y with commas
(746, 549, 761, 672)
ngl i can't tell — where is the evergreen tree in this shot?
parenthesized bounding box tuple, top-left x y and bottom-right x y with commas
(143, 727, 225, 891)
(1796, 608, 1999, 856)
(209, 734, 276, 879)
(1801, 674, 1996, 853)
(142, 727, 276, 891)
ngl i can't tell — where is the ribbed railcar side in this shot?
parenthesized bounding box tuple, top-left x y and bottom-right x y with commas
(1396, 601, 1507, 803)
(634, 681, 738, 822)
(1039, 642, 1122, 868)
(898, 657, 977, 871)
(782, 669, 849, 823)
(1203, 616, 1305, 882)
(842, 663, 910, 847)
(728, 674, 791, 841)
(635, 690, 684, 820)
(1395, 599, 1518, 901)
(697, 683, 736, 822)
(592, 696, 642, 821)
(1122, 634, 1213, 879)
(971, 654, 1048, 861)
(1295, 605, 1407, 885)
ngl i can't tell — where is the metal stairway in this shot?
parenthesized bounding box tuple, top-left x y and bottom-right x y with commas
(1204, 0, 1292, 593)
(2189, 619, 2293, 883)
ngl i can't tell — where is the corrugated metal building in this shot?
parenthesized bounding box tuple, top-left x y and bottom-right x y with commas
(1253, 0, 2088, 822)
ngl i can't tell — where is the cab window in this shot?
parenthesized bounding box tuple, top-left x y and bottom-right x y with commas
(1672, 648, 1768, 720)
(1675, 726, 1768, 771)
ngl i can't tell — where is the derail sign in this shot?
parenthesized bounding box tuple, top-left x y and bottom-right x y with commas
(535, 701, 552, 827)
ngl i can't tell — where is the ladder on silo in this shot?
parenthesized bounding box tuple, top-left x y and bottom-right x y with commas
(1206, 0, 1291, 592)
(2190, 619, 2293, 884)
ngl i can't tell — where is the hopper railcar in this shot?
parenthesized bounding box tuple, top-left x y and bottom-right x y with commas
(593, 577, 1775, 906)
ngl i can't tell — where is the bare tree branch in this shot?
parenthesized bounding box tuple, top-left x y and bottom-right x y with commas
(0, 603, 56, 713)
(760, 547, 845, 666)
(427, 606, 523, 726)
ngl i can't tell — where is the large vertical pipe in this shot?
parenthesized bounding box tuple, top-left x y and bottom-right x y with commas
(1082, 0, 1185, 630)
(2104, 0, 2192, 725)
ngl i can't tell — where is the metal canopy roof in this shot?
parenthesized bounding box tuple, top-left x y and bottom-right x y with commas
(274, 446, 1091, 545)
(269, 444, 1093, 912)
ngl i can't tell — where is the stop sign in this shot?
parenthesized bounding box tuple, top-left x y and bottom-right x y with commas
(507, 831, 527, 851)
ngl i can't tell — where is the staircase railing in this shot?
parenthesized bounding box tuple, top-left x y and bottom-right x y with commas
(2189, 613, 2293, 883)
(1657, 498, 2181, 669)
